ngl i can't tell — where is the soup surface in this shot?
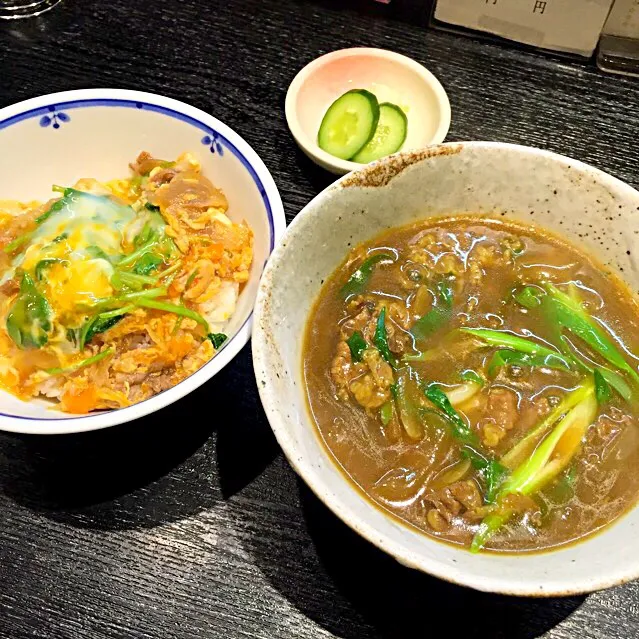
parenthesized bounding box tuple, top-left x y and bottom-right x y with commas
(304, 216, 639, 553)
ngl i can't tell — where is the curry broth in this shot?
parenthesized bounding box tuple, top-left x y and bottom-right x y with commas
(303, 216, 639, 553)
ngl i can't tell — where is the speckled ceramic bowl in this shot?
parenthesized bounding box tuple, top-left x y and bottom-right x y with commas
(253, 142, 639, 596)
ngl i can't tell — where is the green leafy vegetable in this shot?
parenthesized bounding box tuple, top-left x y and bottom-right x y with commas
(85, 245, 112, 262)
(346, 331, 367, 363)
(46, 348, 114, 375)
(132, 253, 163, 275)
(66, 328, 79, 347)
(35, 189, 73, 224)
(341, 253, 393, 297)
(512, 285, 543, 309)
(410, 280, 453, 341)
(113, 271, 158, 290)
(51, 233, 68, 244)
(487, 348, 571, 377)
(6, 274, 52, 349)
(79, 306, 133, 350)
(34, 258, 68, 281)
(373, 308, 396, 367)
(389, 382, 398, 400)
(208, 333, 227, 349)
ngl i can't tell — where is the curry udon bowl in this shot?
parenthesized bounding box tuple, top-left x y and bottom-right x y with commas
(253, 142, 639, 596)
(0, 88, 285, 434)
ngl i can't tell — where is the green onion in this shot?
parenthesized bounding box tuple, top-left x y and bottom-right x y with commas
(594, 368, 612, 405)
(445, 380, 482, 408)
(426, 383, 507, 502)
(500, 383, 595, 470)
(410, 280, 453, 341)
(597, 367, 632, 402)
(461, 369, 484, 386)
(373, 308, 396, 367)
(471, 380, 597, 552)
(395, 372, 423, 439)
(51, 184, 67, 194)
(559, 336, 633, 401)
(133, 298, 209, 331)
(380, 401, 393, 426)
(487, 348, 571, 377)
(425, 384, 478, 447)
(542, 284, 639, 383)
(346, 331, 367, 363)
(46, 348, 114, 375)
(341, 253, 394, 297)
(461, 327, 572, 369)
(512, 285, 543, 309)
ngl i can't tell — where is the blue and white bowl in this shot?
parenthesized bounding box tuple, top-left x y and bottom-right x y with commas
(0, 89, 285, 434)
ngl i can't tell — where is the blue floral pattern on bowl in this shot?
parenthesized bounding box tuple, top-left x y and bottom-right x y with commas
(201, 132, 224, 156)
(39, 105, 70, 129)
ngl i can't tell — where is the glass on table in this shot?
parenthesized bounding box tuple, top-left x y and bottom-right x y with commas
(0, 0, 61, 19)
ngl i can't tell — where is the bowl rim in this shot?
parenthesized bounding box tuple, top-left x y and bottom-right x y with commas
(0, 88, 286, 435)
(284, 47, 451, 174)
(252, 141, 639, 596)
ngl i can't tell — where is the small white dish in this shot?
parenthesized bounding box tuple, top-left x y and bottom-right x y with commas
(0, 88, 286, 434)
(285, 48, 451, 175)
(253, 142, 639, 596)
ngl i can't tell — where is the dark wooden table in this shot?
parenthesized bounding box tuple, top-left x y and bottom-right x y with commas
(1, 1, 639, 637)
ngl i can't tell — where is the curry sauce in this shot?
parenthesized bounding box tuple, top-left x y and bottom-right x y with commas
(304, 216, 639, 553)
